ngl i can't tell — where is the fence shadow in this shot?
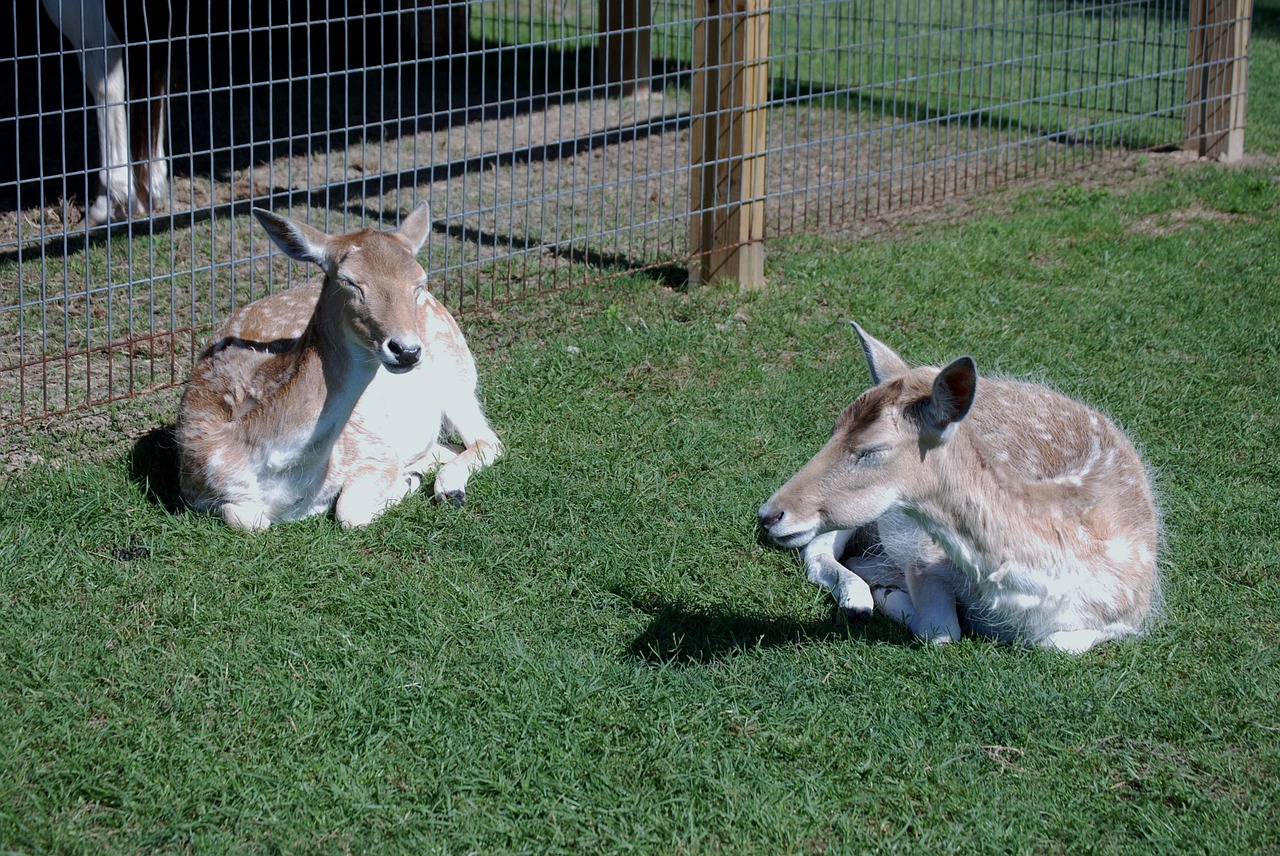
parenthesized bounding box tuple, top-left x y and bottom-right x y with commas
(1255, 0, 1280, 41)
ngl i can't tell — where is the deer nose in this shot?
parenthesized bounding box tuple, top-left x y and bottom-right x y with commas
(758, 506, 784, 530)
(387, 339, 422, 367)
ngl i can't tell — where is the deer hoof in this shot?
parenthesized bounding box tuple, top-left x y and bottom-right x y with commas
(442, 490, 466, 508)
(835, 603, 872, 627)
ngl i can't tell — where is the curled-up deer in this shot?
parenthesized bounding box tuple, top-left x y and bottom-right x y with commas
(177, 203, 503, 530)
(758, 322, 1160, 654)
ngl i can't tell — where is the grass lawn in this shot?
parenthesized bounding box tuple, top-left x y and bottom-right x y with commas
(2, 156, 1277, 853)
(2, 7, 1280, 852)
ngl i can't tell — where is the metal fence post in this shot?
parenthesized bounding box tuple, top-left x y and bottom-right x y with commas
(1185, 0, 1252, 161)
(688, 0, 770, 287)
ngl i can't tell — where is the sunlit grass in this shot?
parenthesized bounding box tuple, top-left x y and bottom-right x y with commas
(1, 161, 1277, 852)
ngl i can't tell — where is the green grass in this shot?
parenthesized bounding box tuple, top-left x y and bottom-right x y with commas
(2, 6, 1278, 850)
(2, 159, 1279, 852)
(1250, 0, 1280, 154)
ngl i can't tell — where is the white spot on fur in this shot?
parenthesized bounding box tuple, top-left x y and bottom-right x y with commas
(1105, 538, 1133, 564)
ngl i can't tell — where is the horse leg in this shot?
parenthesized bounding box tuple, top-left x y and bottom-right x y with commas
(41, 0, 139, 225)
(130, 4, 170, 215)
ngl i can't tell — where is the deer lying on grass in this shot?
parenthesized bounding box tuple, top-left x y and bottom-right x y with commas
(758, 323, 1160, 654)
(176, 203, 503, 530)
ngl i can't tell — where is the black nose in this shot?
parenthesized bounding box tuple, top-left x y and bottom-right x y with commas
(388, 340, 422, 367)
(758, 508, 783, 529)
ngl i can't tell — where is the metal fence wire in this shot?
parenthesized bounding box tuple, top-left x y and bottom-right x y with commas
(0, 0, 1252, 425)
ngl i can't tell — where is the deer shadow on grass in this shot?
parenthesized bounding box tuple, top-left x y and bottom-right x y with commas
(620, 590, 911, 666)
(126, 424, 186, 515)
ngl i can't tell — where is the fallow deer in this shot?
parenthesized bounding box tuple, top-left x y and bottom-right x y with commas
(176, 203, 503, 530)
(758, 322, 1160, 653)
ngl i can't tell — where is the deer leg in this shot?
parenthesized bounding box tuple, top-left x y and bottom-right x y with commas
(1043, 629, 1108, 654)
(221, 502, 271, 532)
(405, 440, 460, 477)
(842, 549, 917, 632)
(335, 464, 409, 529)
(433, 397, 503, 506)
(905, 561, 963, 644)
(402, 440, 462, 508)
(802, 530, 874, 621)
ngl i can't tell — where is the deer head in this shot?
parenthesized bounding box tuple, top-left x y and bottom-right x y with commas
(252, 202, 436, 374)
(757, 322, 977, 548)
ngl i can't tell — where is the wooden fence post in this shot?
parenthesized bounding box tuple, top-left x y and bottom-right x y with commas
(405, 0, 471, 57)
(1185, 0, 1252, 161)
(688, 0, 770, 287)
(599, 0, 653, 94)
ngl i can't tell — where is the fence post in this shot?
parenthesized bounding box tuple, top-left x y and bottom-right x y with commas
(599, 0, 653, 94)
(405, 0, 471, 56)
(688, 0, 770, 288)
(1185, 0, 1252, 161)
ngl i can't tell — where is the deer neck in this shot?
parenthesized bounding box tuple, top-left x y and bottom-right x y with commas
(266, 284, 380, 461)
(900, 430, 1064, 578)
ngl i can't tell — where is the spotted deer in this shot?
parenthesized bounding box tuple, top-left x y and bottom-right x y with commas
(176, 203, 503, 530)
(758, 322, 1160, 654)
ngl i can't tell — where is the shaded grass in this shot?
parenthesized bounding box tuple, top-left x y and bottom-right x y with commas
(1, 162, 1278, 852)
(1249, 0, 1280, 155)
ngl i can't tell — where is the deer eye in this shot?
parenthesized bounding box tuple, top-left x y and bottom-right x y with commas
(854, 446, 890, 463)
(338, 276, 365, 301)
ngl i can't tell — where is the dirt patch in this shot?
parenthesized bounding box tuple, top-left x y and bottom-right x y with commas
(1129, 202, 1249, 236)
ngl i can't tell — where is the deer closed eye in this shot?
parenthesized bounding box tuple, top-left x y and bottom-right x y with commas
(339, 277, 366, 301)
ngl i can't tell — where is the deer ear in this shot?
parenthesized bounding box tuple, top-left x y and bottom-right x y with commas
(395, 201, 434, 254)
(851, 321, 910, 384)
(925, 356, 978, 443)
(253, 208, 330, 269)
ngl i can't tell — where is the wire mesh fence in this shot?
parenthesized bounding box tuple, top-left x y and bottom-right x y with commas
(0, 0, 1251, 425)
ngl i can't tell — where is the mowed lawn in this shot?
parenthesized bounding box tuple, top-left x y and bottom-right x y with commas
(1, 153, 1276, 852)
